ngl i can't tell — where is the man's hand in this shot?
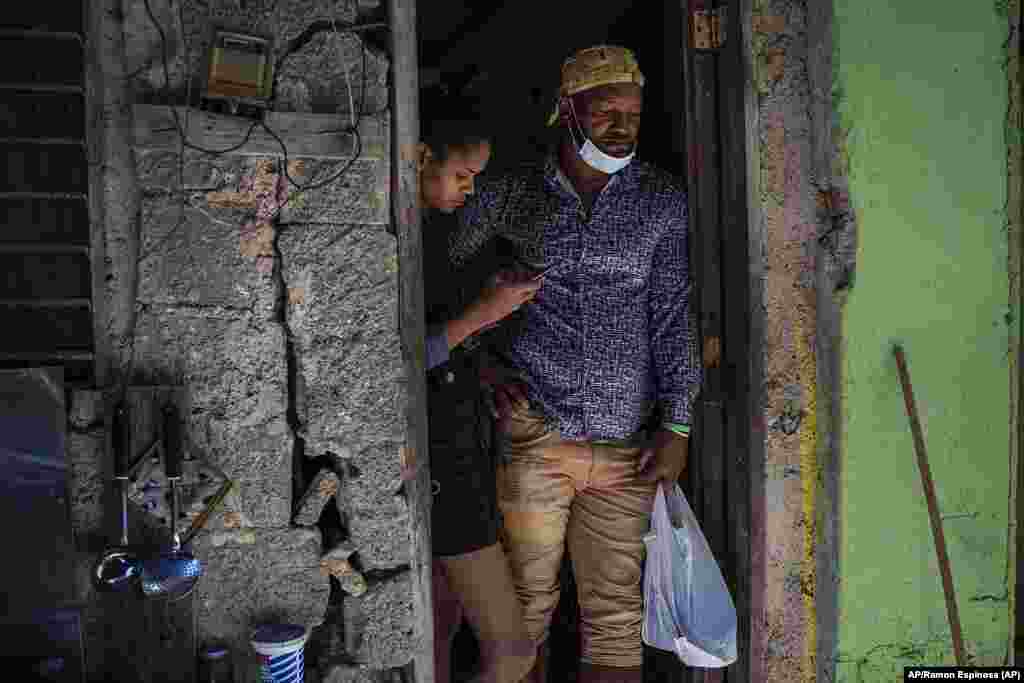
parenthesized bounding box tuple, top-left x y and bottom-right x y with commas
(478, 358, 530, 431)
(637, 429, 689, 484)
(487, 381, 529, 432)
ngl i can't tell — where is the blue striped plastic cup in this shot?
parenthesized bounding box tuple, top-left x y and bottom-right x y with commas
(251, 624, 308, 683)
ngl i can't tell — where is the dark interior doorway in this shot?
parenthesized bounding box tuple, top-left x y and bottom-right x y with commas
(415, 1, 753, 681)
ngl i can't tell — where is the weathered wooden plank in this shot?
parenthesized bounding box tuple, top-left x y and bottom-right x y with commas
(0, 306, 93, 353)
(0, 251, 91, 299)
(389, 1, 434, 682)
(3, 1, 83, 34)
(716, 0, 763, 681)
(0, 196, 90, 245)
(680, 1, 728, 682)
(0, 141, 88, 193)
(132, 105, 389, 161)
(805, 0, 843, 679)
(84, 0, 136, 389)
(0, 90, 86, 140)
(0, 35, 83, 87)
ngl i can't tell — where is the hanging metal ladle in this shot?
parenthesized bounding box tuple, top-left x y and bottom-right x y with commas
(139, 405, 203, 601)
(92, 401, 141, 592)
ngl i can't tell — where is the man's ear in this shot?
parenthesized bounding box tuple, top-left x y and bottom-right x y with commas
(416, 142, 432, 173)
(557, 97, 572, 128)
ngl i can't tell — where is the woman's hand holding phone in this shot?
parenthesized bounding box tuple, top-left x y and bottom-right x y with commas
(470, 270, 542, 327)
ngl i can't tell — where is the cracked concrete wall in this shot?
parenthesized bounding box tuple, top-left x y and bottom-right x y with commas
(829, 0, 1014, 678)
(71, 0, 414, 681)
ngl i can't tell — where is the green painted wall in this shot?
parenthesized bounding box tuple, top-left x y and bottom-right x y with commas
(834, 1, 1012, 679)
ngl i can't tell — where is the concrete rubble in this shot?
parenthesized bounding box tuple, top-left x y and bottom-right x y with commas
(321, 556, 368, 597)
(321, 537, 367, 598)
(295, 467, 343, 526)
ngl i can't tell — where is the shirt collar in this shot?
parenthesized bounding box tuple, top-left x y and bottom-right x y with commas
(544, 153, 638, 200)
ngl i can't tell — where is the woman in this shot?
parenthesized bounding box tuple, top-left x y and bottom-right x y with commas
(418, 92, 539, 683)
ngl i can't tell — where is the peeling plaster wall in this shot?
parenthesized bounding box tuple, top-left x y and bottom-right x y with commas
(749, 1, 821, 681)
(72, 1, 413, 681)
(833, 0, 1013, 678)
(749, 1, 1014, 678)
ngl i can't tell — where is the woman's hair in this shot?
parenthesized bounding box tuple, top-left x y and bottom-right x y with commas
(419, 88, 492, 164)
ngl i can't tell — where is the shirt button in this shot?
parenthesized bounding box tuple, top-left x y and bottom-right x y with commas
(445, 371, 455, 384)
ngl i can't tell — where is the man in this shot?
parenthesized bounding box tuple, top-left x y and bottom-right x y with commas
(451, 46, 702, 683)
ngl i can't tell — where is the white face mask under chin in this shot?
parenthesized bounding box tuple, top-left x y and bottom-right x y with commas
(568, 99, 635, 175)
(578, 138, 634, 174)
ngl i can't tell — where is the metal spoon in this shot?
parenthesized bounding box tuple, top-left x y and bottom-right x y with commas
(140, 405, 203, 601)
(92, 401, 141, 592)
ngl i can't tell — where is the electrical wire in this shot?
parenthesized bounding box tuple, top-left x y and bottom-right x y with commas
(122, 0, 383, 389)
(258, 18, 372, 222)
(140, 0, 377, 238)
(136, 0, 380, 255)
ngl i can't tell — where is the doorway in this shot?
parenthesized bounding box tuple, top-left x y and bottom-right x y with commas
(407, 0, 760, 680)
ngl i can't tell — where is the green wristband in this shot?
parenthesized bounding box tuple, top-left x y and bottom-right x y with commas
(663, 423, 690, 437)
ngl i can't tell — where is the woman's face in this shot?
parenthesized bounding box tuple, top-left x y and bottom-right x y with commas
(419, 141, 491, 212)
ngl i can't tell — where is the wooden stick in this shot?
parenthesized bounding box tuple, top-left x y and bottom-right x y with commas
(893, 345, 967, 665)
(181, 480, 233, 546)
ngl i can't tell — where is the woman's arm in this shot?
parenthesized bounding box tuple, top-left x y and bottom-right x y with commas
(424, 310, 488, 372)
(425, 274, 541, 371)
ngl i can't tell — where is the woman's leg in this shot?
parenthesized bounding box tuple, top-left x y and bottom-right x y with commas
(433, 559, 464, 683)
(438, 543, 536, 683)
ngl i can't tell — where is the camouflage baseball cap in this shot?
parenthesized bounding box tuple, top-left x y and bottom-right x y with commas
(547, 45, 645, 126)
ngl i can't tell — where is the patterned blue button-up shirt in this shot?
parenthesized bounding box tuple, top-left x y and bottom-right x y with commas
(451, 157, 702, 442)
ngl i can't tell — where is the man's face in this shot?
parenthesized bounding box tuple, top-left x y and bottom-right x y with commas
(419, 141, 491, 213)
(568, 83, 643, 158)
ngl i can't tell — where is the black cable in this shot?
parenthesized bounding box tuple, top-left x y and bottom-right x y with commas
(134, 0, 382, 262)
(272, 20, 387, 103)
(259, 120, 364, 224)
(143, 0, 266, 158)
(135, 0, 191, 268)
(138, 0, 380, 253)
(184, 120, 263, 156)
(258, 31, 372, 222)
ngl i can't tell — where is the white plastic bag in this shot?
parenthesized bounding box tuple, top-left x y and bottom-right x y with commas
(642, 482, 737, 668)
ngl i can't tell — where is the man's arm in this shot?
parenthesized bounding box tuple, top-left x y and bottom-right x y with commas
(649, 195, 702, 432)
(639, 194, 702, 484)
